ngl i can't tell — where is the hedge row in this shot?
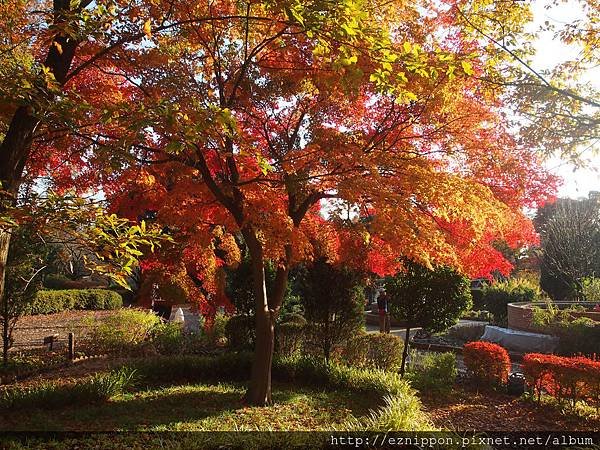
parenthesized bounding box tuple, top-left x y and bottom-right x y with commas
(522, 353, 600, 407)
(27, 289, 122, 315)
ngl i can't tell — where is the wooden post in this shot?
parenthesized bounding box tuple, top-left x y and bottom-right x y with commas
(68, 332, 75, 361)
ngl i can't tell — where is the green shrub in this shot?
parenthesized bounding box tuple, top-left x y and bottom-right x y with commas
(341, 333, 370, 368)
(206, 311, 229, 345)
(408, 352, 457, 394)
(0, 367, 137, 411)
(342, 332, 403, 372)
(346, 393, 433, 431)
(150, 321, 185, 355)
(365, 333, 404, 372)
(85, 309, 160, 354)
(460, 309, 492, 322)
(27, 289, 122, 315)
(581, 277, 600, 302)
(482, 279, 539, 326)
(225, 315, 255, 349)
(532, 305, 600, 356)
(276, 318, 306, 357)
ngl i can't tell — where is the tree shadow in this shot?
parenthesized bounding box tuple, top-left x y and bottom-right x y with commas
(0, 382, 373, 431)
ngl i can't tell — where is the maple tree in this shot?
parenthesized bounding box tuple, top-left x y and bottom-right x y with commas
(88, 1, 562, 405)
(0, 0, 217, 318)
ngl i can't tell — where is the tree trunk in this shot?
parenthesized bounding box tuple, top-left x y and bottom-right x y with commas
(2, 319, 8, 366)
(243, 229, 290, 406)
(0, 231, 10, 366)
(400, 326, 411, 376)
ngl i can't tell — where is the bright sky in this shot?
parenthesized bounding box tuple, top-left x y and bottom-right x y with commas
(530, 1, 599, 199)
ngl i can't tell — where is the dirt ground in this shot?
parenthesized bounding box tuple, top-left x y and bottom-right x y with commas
(11, 310, 115, 351)
(420, 385, 600, 432)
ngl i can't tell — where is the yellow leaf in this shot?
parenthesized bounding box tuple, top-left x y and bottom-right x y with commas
(53, 41, 63, 54)
(143, 19, 152, 38)
(461, 61, 474, 76)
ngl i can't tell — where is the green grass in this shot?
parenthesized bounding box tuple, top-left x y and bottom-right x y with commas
(0, 367, 137, 411)
(0, 381, 374, 432)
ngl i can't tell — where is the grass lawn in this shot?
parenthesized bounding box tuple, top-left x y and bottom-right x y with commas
(0, 381, 378, 432)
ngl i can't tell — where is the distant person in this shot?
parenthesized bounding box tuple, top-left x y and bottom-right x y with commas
(377, 290, 391, 333)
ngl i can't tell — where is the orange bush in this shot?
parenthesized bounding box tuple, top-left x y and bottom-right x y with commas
(522, 353, 600, 408)
(463, 341, 511, 385)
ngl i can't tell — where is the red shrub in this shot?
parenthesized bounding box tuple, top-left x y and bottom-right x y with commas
(463, 341, 511, 385)
(522, 353, 600, 408)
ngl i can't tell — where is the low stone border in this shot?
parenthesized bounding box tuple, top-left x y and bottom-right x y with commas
(508, 301, 600, 332)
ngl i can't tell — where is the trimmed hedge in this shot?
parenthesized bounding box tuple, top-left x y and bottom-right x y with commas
(27, 289, 122, 315)
(522, 353, 600, 408)
(463, 341, 511, 386)
(342, 332, 404, 372)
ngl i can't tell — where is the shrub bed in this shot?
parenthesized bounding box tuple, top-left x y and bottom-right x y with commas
(532, 305, 600, 357)
(463, 341, 510, 386)
(27, 289, 122, 315)
(522, 353, 600, 409)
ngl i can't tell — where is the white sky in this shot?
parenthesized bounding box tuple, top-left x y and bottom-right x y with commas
(530, 0, 599, 199)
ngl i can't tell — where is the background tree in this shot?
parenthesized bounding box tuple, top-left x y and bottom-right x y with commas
(0, 0, 201, 336)
(457, 0, 600, 162)
(535, 197, 600, 300)
(297, 258, 365, 363)
(385, 261, 472, 375)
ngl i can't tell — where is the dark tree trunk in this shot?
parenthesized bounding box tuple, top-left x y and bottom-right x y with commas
(243, 229, 290, 406)
(2, 320, 8, 366)
(0, 229, 11, 366)
(400, 326, 411, 376)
